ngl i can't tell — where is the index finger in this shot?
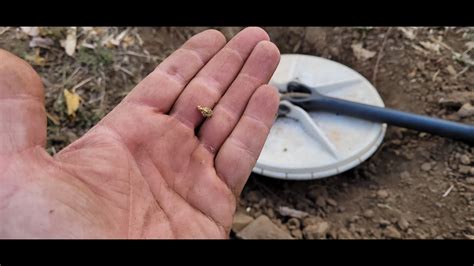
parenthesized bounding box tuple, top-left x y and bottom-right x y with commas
(123, 29, 227, 113)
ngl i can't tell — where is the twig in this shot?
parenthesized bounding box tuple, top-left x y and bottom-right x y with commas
(61, 67, 81, 87)
(455, 66, 470, 79)
(71, 77, 93, 92)
(432, 69, 440, 82)
(119, 66, 134, 77)
(372, 27, 393, 87)
(442, 184, 454, 198)
(119, 51, 150, 58)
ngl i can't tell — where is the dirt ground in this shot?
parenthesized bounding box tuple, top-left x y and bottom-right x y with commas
(0, 27, 473, 239)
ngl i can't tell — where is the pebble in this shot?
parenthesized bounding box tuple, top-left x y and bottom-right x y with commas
(326, 198, 338, 207)
(379, 218, 391, 227)
(466, 178, 474, 185)
(377, 190, 389, 199)
(400, 171, 411, 179)
(363, 209, 375, 219)
(397, 217, 410, 231)
(470, 168, 474, 176)
(337, 206, 346, 213)
(337, 228, 354, 239)
(457, 103, 474, 118)
(278, 206, 309, 219)
(421, 163, 432, 171)
(459, 165, 471, 174)
(383, 225, 402, 239)
(316, 196, 327, 208)
(349, 215, 360, 223)
(236, 215, 293, 239)
(460, 155, 471, 165)
(303, 221, 331, 239)
(302, 216, 324, 227)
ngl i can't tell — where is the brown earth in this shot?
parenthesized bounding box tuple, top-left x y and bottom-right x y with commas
(1, 27, 473, 239)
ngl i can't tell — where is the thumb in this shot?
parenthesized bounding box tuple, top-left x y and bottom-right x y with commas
(0, 49, 46, 156)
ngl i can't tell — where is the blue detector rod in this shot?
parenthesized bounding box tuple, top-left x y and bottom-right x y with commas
(282, 81, 474, 144)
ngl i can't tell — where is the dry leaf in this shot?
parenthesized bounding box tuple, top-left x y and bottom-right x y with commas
(465, 41, 474, 50)
(419, 41, 440, 54)
(29, 37, 54, 49)
(25, 49, 46, 66)
(20, 27, 40, 37)
(122, 35, 135, 49)
(351, 43, 376, 61)
(398, 27, 416, 40)
(102, 29, 130, 48)
(63, 89, 81, 116)
(65, 27, 77, 57)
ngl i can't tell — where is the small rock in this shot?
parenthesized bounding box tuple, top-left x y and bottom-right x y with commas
(278, 206, 309, 219)
(416, 61, 425, 71)
(363, 209, 375, 219)
(397, 217, 410, 231)
(232, 211, 255, 233)
(421, 163, 432, 172)
(438, 98, 463, 108)
(458, 103, 474, 118)
(466, 178, 474, 185)
(337, 206, 346, 213)
(287, 218, 301, 230)
(383, 225, 402, 239)
(377, 190, 389, 199)
(349, 215, 360, 223)
(467, 225, 474, 235)
(302, 216, 324, 227)
(291, 229, 303, 239)
(236, 215, 294, 239)
(326, 198, 338, 207)
(348, 223, 357, 233)
(307, 187, 328, 201)
(470, 168, 474, 176)
(459, 165, 471, 174)
(446, 65, 457, 76)
(337, 228, 354, 239)
(400, 171, 411, 179)
(460, 155, 471, 165)
(303, 221, 331, 239)
(315, 196, 327, 208)
(379, 218, 391, 227)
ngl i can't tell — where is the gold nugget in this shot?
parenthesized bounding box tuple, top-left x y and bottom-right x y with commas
(197, 105, 213, 118)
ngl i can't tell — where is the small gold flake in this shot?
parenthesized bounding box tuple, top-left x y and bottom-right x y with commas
(197, 105, 213, 118)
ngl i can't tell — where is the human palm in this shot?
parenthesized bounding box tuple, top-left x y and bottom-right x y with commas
(0, 27, 280, 238)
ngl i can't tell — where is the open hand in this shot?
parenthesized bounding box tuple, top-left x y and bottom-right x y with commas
(0, 27, 280, 238)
